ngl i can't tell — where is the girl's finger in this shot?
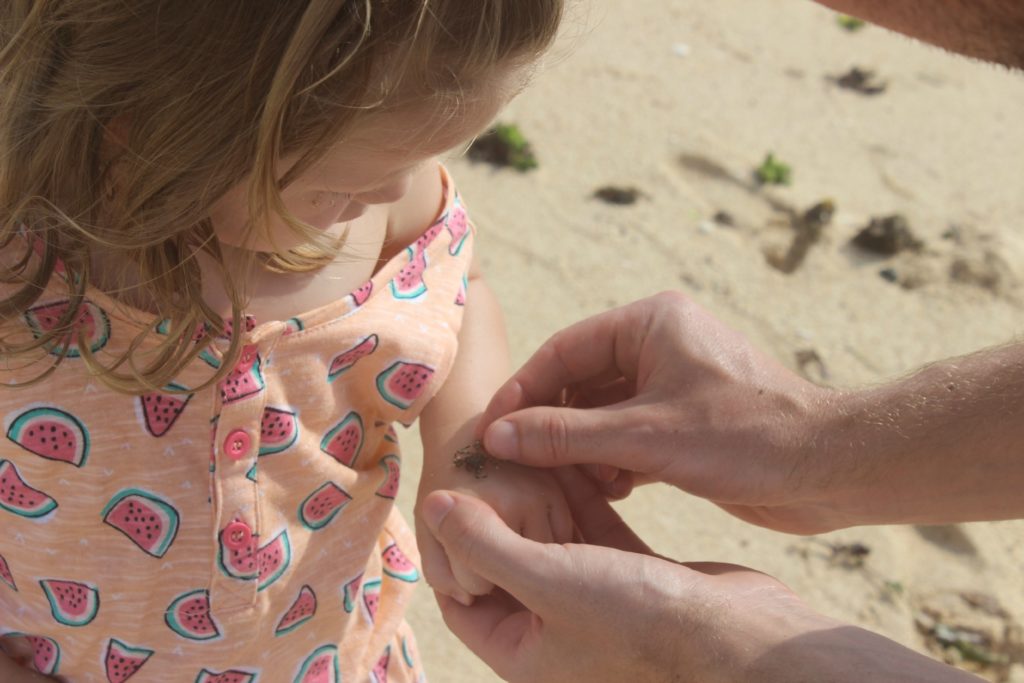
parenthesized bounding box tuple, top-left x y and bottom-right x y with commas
(417, 521, 474, 606)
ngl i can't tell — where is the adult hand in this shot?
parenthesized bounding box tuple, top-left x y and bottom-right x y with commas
(477, 292, 845, 534)
(420, 467, 978, 683)
(479, 292, 1024, 530)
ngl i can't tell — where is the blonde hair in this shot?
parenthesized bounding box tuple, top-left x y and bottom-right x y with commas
(0, 0, 563, 394)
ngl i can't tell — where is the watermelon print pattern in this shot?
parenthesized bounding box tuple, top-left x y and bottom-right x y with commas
(326, 334, 379, 382)
(275, 585, 317, 636)
(376, 361, 435, 411)
(375, 455, 401, 500)
(446, 201, 470, 256)
(219, 345, 265, 404)
(413, 220, 444, 253)
(0, 459, 57, 518)
(259, 407, 299, 456)
(350, 280, 373, 307)
(342, 572, 364, 614)
(39, 579, 99, 627)
(0, 170, 471, 680)
(138, 383, 193, 437)
(370, 645, 391, 683)
(298, 481, 352, 530)
(104, 638, 153, 683)
(257, 530, 292, 592)
(219, 315, 256, 341)
(319, 412, 364, 467)
(23, 299, 111, 358)
(401, 637, 416, 669)
(455, 273, 468, 306)
(165, 589, 220, 642)
(20, 634, 61, 675)
(362, 578, 382, 626)
(0, 552, 16, 591)
(293, 644, 339, 683)
(6, 406, 90, 467)
(382, 540, 420, 583)
(102, 489, 180, 558)
(390, 248, 428, 300)
(153, 318, 219, 367)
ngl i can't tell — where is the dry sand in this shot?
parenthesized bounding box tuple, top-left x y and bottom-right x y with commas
(395, 1, 1024, 680)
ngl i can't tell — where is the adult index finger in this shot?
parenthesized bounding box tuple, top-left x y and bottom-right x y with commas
(477, 301, 651, 434)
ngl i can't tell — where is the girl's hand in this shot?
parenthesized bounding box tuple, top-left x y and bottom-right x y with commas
(414, 459, 573, 605)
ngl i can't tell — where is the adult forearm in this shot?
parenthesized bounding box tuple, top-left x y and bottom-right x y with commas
(813, 0, 1024, 69)
(747, 621, 983, 683)
(819, 343, 1024, 526)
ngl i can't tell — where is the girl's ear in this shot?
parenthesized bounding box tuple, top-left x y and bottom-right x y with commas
(99, 115, 132, 202)
(101, 114, 132, 161)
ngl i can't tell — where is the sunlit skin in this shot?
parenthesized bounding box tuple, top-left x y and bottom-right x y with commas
(116, 62, 533, 322)
(208, 65, 532, 256)
(90, 65, 531, 320)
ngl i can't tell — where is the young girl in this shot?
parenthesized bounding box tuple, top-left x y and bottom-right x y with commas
(0, 2, 572, 681)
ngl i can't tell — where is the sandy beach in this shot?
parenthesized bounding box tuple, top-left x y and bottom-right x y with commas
(395, 1, 1024, 680)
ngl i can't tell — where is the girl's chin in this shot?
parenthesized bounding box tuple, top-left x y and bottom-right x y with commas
(220, 215, 364, 254)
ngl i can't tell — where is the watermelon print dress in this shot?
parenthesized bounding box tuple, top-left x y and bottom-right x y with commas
(0, 166, 473, 682)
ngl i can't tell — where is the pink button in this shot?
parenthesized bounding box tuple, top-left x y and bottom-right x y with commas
(223, 429, 251, 460)
(222, 521, 252, 549)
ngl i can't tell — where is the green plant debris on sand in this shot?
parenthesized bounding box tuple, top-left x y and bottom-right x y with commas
(927, 620, 1009, 667)
(837, 14, 866, 31)
(755, 152, 792, 186)
(467, 123, 538, 172)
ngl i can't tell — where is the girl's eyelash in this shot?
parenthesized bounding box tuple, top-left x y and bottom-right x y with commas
(312, 191, 352, 207)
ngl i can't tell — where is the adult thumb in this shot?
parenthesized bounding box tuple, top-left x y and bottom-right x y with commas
(483, 403, 658, 473)
(420, 490, 566, 613)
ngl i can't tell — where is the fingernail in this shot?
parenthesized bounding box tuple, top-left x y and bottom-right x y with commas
(485, 421, 518, 459)
(454, 591, 474, 607)
(422, 492, 455, 532)
(607, 474, 633, 500)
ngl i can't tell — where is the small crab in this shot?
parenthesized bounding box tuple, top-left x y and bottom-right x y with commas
(453, 441, 498, 479)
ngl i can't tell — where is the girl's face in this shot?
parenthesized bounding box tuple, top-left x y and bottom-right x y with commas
(210, 64, 530, 253)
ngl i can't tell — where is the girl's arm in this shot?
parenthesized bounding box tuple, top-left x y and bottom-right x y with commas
(387, 163, 572, 601)
(414, 249, 573, 602)
(417, 252, 510, 469)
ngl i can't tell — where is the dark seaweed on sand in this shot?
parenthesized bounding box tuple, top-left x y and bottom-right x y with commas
(467, 123, 538, 172)
(594, 186, 642, 205)
(833, 67, 888, 95)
